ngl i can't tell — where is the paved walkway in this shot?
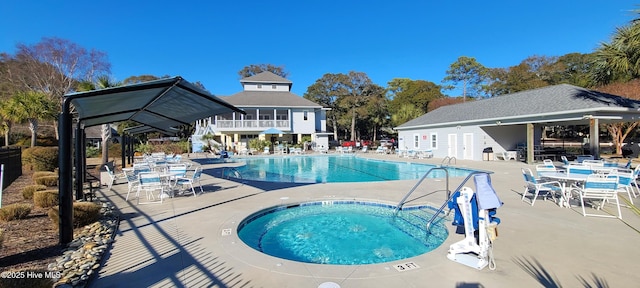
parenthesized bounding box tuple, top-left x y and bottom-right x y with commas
(88, 153, 640, 288)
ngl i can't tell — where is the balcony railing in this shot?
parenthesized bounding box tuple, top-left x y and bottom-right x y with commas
(215, 120, 290, 130)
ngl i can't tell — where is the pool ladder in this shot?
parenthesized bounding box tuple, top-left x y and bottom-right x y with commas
(394, 167, 450, 214)
(442, 156, 456, 166)
(221, 167, 243, 180)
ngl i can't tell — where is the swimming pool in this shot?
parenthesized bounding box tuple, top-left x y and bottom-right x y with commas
(237, 201, 448, 265)
(231, 155, 473, 183)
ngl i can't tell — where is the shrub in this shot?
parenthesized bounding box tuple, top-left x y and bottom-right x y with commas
(0, 229, 3, 248)
(0, 203, 32, 221)
(22, 146, 59, 171)
(73, 202, 102, 227)
(32, 171, 57, 179)
(34, 175, 58, 186)
(48, 202, 101, 229)
(33, 190, 59, 208)
(0, 268, 53, 288)
(22, 184, 48, 199)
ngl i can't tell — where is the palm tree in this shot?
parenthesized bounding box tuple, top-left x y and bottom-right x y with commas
(592, 22, 640, 84)
(0, 100, 20, 147)
(7, 91, 56, 147)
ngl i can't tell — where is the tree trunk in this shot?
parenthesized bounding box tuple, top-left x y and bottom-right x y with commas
(350, 110, 356, 141)
(28, 119, 38, 147)
(101, 124, 111, 165)
(102, 139, 109, 165)
(3, 123, 10, 147)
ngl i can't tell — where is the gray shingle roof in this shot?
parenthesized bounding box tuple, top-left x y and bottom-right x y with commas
(397, 84, 640, 129)
(222, 91, 322, 108)
(240, 71, 292, 84)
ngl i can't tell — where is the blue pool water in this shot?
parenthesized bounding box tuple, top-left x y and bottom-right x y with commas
(231, 155, 473, 183)
(237, 201, 448, 265)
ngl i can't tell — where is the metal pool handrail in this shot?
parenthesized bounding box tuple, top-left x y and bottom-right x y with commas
(441, 156, 456, 166)
(394, 167, 449, 214)
(424, 171, 491, 232)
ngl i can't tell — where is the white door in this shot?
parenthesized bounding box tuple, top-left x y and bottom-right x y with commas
(463, 133, 473, 160)
(447, 134, 457, 158)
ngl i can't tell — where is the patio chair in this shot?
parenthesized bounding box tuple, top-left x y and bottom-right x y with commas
(569, 174, 622, 219)
(543, 159, 555, 168)
(375, 146, 385, 154)
(576, 155, 595, 163)
(560, 155, 571, 166)
(614, 168, 636, 204)
(263, 146, 270, 155)
(566, 164, 592, 175)
(583, 159, 604, 167)
(361, 146, 368, 153)
(521, 168, 562, 206)
(136, 172, 166, 204)
(535, 164, 558, 177)
(175, 166, 204, 197)
(124, 171, 140, 201)
(632, 165, 640, 197)
(167, 163, 188, 187)
(103, 165, 125, 190)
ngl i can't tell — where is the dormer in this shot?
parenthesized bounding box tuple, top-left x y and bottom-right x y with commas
(240, 71, 293, 92)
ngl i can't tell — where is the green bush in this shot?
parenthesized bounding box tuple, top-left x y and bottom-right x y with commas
(34, 175, 58, 186)
(22, 146, 59, 171)
(0, 268, 53, 288)
(86, 146, 100, 158)
(48, 202, 101, 229)
(135, 143, 153, 155)
(249, 139, 271, 151)
(0, 203, 32, 221)
(33, 190, 59, 208)
(22, 184, 48, 199)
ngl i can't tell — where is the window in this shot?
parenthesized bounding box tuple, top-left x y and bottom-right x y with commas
(413, 133, 419, 149)
(272, 84, 277, 89)
(303, 111, 308, 121)
(257, 84, 262, 89)
(259, 114, 270, 120)
(430, 133, 438, 149)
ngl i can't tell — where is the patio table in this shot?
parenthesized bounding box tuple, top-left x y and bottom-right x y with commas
(538, 172, 589, 208)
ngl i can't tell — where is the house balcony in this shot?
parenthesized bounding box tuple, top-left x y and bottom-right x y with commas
(215, 120, 290, 132)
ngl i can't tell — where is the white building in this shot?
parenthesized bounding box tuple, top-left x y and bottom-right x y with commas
(193, 71, 330, 152)
(394, 84, 640, 162)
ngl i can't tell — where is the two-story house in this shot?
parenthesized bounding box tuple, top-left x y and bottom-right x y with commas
(192, 71, 330, 152)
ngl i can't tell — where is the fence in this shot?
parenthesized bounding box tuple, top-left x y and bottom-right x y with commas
(0, 147, 22, 189)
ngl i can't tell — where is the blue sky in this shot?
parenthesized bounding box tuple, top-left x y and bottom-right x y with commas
(1, 1, 636, 97)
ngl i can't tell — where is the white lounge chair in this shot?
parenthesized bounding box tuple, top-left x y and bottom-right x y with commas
(494, 151, 508, 161)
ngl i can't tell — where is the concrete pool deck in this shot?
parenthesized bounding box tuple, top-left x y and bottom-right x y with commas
(88, 153, 640, 287)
